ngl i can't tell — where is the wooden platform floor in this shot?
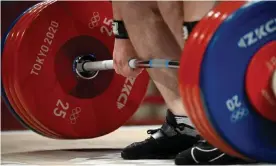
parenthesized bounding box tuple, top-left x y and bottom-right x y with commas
(2, 126, 174, 165)
(1, 126, 270, 166)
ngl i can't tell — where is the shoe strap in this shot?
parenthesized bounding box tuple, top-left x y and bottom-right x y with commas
(148, 123, 198, 140)
(147, 123, 178, 140)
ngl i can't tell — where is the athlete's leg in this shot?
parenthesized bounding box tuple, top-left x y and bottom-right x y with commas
(118, 2, 198, 159)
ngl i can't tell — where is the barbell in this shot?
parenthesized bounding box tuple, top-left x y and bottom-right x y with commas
(73, 57, 179, 79)
(1, 0, 276, 163)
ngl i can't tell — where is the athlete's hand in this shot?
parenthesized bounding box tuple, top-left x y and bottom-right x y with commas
(113, 39, 143, 78)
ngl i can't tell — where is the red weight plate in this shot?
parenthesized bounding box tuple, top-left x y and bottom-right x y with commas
(179, 2, 248, 159)
(246, 41, 276, 122)
(3, 1, 59, 138)
(2, 14, 33, 132)
(2, 2, 46, 131)
(11, 1, 62, 138)
(62, 1, 113, 33)
(13, 1, 149, 138)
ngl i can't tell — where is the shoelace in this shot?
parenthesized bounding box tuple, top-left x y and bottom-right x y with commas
(146, 122, 169, 135)
(130, 128, 161, 143)
(146, 123, 191, 136)
(147, 129, 160, 135)
(146, 122, 171, 135)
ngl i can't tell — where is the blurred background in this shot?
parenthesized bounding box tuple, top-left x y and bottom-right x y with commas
(1, 1, 167, 131)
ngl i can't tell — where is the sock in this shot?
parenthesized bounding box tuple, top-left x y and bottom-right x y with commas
(166, 110, 198, 137)
(175, 115, 195, 130)
(165, 109, 199, 137)
(166, 109, 196, 130)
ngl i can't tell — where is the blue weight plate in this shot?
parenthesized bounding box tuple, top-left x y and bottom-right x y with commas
(200, 1, 276, 162)
(1, 2, 47, 136)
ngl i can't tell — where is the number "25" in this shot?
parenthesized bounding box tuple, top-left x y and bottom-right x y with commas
(53, 99, 69, 118)
(100, 18, 113, 37)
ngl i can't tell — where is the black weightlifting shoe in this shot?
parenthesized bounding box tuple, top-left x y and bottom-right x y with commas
(175, 139, 256, 165)
(121, 110, 200, 159)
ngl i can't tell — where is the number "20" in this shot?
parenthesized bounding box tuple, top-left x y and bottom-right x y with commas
(226, 95, 242, 112)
